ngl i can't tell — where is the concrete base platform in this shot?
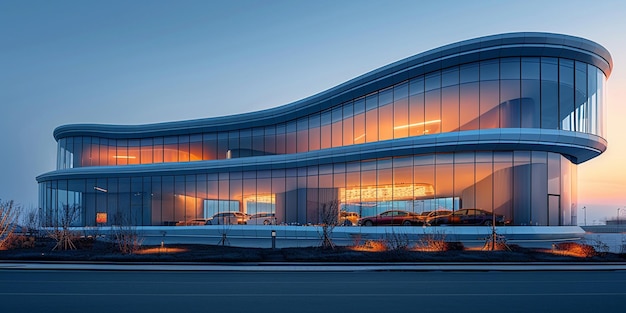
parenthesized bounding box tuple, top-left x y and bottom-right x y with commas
(75, 225, 586, 249)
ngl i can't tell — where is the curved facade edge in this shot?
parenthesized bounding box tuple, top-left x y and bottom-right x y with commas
(52, 32, 612, 140)
(37, 130, 606, 182)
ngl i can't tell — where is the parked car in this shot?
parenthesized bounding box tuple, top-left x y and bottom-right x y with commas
(357, 210, 422, 226)
(426, 208, 506, 226)
(417, 210, 453, 223)
(175, 219, 212, 226)
(247, 212, 276, 225)
(208, 212, 249, 225)
(339, 211, 360, 226)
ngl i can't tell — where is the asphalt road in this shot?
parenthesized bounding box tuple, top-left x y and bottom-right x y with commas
(2, 269, 625, 313)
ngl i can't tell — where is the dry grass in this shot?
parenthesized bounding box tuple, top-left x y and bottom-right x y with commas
(135, 247, 189, 255)
(550, 242, 597, 258)
(350, 240, 388, 252)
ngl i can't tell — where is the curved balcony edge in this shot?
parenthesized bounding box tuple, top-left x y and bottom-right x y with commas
(37, 129, 606, 182)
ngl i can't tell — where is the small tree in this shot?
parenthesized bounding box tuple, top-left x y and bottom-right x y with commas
(0, 199, 21, 249)
(22, 210, 41, 238)
(482, 229, 510, 251)
(319, 200, 339, 249)
(50, 204, 81, 251)
(112, 212, 143, 254)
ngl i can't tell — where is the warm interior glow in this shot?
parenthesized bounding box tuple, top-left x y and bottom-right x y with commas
(96, 212, 107, 224)
(113, 155, 136, 159)
(393, 119, 442, 130)
(243, 194, 275, 204)
(341, 183, 434, 202)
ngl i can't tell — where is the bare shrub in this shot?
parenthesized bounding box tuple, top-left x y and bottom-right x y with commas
(553, 242, 596, 258)
(49, 204, 80, 251)
(1, 200, 21, 249)
(415, 231, 464, 252)
(416, 231, 448, 252)
(112, 213, 143, 254)
(2, 234, 36, 249)
(22, 210, 41, 238)
(318, 200, 339, 250)
(384, 229, 411, 251)
(583, 238, 609, 256)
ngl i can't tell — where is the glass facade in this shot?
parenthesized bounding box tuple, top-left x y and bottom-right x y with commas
(56, 58, 606, 170)
(39, 33, 611, 230)
(41, 151, 576, 227)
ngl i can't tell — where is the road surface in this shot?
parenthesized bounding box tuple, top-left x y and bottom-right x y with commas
(2, 269, 625, 312)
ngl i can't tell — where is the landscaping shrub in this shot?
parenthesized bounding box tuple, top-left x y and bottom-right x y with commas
(554, 242, 596, 258)
(415, 232, 464, 252)
(1, 234, 36, 250)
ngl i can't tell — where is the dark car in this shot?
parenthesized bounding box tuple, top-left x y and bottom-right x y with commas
(358, 210, 422, 226)
(417, 210, 453, 223)
(426, 208, 506, 226)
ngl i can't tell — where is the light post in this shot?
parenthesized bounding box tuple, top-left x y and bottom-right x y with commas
(618, 208, 622, 226)
(582, 206, 587, 226)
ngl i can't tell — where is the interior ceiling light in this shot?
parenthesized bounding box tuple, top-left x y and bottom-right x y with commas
(393, 119, 441, 130)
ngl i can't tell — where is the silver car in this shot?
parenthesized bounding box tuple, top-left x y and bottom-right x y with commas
(209, 212, 249, 225)
(247, 212, 276, 225)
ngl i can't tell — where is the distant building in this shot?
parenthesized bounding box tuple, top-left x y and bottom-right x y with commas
(37, 33, 612, 230)
(606, 219, 625, 226)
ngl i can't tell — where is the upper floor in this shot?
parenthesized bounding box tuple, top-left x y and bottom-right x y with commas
(53, 33, 612, 170)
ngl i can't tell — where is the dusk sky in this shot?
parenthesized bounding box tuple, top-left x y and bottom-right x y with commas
(1, 0, 625, 224)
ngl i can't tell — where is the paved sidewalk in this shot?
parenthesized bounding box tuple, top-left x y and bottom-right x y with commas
(2, 261, 626, 272)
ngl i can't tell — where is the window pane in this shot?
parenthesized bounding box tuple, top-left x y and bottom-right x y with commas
(178, 135, 190, 162)
(320, 110, 331, 149)
(365, 94, 378, 142)
(190, 134, 203, 161)
(441, 85, 459, 133)
(409, 77, 425, 136)
(480, 80, 499, 129)
(460, 82, 479, 130)
(575, 61, 587, 133)
(500, 80, 521, 128)
(521, 58, 541, 128)
(331, 107, 343, 147)
(342, 103, 354, 146)
(393, 82, 409, 139)
(541, 58, 559, 129)
(309, 113, 321, 150)
(353, 98, 365, 144)
(297, 118, 309, 153)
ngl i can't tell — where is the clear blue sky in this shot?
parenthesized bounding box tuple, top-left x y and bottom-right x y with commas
(1, 0, 625, 224)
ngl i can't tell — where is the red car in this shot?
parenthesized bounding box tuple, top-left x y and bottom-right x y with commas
(358, 210, 422, 226)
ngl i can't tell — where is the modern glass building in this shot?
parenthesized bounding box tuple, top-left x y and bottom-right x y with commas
(37, 33, 612, 230)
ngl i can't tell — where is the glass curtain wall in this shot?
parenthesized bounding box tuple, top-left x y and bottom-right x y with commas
(41, 151, 576, 227)
(57, 59, 606, 169)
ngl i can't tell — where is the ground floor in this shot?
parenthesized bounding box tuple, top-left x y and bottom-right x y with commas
(39, 150, 577, 227)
